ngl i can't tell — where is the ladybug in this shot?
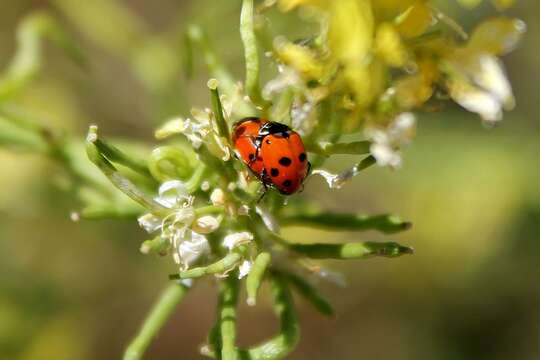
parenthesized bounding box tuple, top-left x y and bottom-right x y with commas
(232, 117, 311, 196)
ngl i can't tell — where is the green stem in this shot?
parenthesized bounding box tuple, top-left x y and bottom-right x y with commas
(140, 235, 169, 255)
(246, 252, 271, 306)
(86, 126, 166, 216)
(79, 204, 144, 220)
(288, 241, 414, 259)
(280, 271, 333, 316)
(208, 81, 231, 141)
(123, 283, 189, 360)
(281, 213, 411, 234)
(195, 205, 226, 216)
(92, 136, 153, 179)
(169, 252, 242, 280)
(240, 0, 268, 108)
(219, 276, 240, 360)
(186, 164, 210, 193)
(243, 273, 299, 360)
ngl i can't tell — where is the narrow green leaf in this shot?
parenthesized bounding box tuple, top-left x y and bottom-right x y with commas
(246, 252, 271, 306)
(86, 125, 165, 215)
(282, 213, 412, 234)
(282, 271, 334, 316)
(169, 252, 242, 280)
(288, 241, 414, 259)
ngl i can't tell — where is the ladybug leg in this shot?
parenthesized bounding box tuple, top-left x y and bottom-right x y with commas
(257, 183, 268, 203)
(257, 168, 271, 203)
(307, 161, 312, 175)
(247, 137, 263, 167)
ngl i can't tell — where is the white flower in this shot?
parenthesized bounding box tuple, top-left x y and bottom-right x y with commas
(262, 65, 303, 99)
(291, 98, 316, 137)
(192, 215, 220, 234)
(154, 180, 190, 208)
(365, 112, 416, 168)
(191, 108, 231, 161)
(223, 232, 254, 250)
(138, 179, 212, 270)
(176, 231, 210, 269)
(238, 260, 252, 279)
(138, 213, 163, 233)
(446, 54, 514, 123)
(155, 108, 231, 160)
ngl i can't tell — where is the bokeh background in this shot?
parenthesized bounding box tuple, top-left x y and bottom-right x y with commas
(1, 1, 539, 359)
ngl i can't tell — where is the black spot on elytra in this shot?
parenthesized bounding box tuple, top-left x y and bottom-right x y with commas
(270, 168, 279, 177)
(235, 126, 246, 136)
(248, 153, 255, 161)
(298, 153, 306, 162)
(266, 139, 271, 144)
(279, 157, 292, 167)
(282, 179, 292, 187)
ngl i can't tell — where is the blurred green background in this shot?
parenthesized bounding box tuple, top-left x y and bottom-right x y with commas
(1, 1, 539, 359)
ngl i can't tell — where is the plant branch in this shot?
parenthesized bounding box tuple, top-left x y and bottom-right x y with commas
(124, 283, 189, 360)
(281, 213, 412, 234)
(240, 0, 268, 108)
(86, 125, 166, 215)
(242, 272, 299, 360)
(287, 241, 414, 259)
(169, 252, 242, 280)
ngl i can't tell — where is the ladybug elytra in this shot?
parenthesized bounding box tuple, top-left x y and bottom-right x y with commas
(232, 117, 311, 196)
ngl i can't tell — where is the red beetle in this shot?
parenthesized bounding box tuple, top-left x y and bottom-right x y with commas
(232, 117, 310, 195)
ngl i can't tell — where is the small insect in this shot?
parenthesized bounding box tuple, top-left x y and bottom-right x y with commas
(232, 117, 311, 197)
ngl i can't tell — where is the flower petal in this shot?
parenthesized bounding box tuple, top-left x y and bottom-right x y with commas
(138, 213, 162, 233)
(178, 231, 210, 268)
(238, 260, 252, 279)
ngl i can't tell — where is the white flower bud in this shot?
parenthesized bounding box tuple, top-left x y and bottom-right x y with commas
(192, 215, 220, 234)
(223, 232, 254, 250)
(210, 188, 225, 205)
(238, 205, 250, 216)
(200, 181, 211, 191)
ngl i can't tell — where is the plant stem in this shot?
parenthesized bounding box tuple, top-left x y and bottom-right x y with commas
(281, 213, 412, 234)
(240, 0, 268, 108)
(280, 271, 334, 316)
(86, 125, 166, 216)
(169, 252, 242, 279)
(219, 276, 240, 360)
(288, 241, 414, 259)
(208, 81, 231, 141)
(92, 136, 153, 179)
(123, 283, 189, 360)
(243, 273, 299, 360)
(246, 252, 271, 306)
